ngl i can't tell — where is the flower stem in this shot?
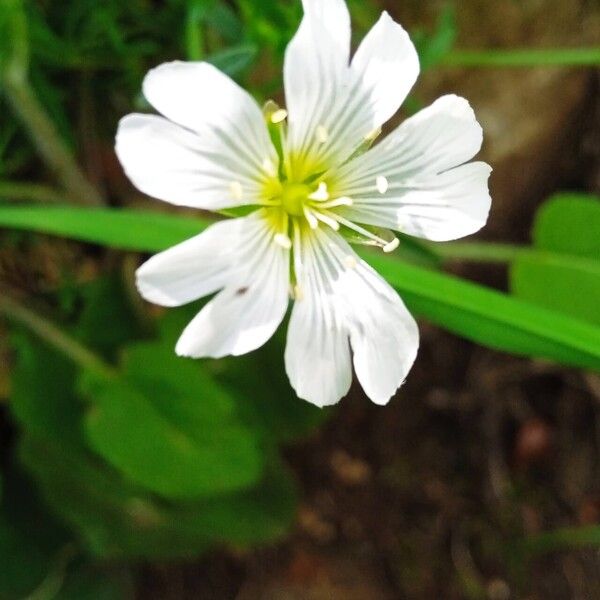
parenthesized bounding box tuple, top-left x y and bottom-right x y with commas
(0, 292, 116, 380)
(427, 241, 522, 264)
(443, 48, 600, 68)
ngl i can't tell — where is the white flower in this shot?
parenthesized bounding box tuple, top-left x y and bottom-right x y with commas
(115, 0, 492, 407)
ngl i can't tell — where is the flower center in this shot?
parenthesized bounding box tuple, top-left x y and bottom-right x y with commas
(279, 182, 311, 217)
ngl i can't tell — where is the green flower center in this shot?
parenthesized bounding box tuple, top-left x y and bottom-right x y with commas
(279, 182, 311, 217)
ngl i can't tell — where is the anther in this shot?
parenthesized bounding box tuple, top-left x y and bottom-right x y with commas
(230, 181, 243, 200)
(383, 238, 400, 253)
(274, 233, 292, 249)
(270, 109, 288, 124)
(308, 182, 329, 201)
(316, 125, 329, 144)
(293, 284, 305, 301)
(376, 176, 389, 195)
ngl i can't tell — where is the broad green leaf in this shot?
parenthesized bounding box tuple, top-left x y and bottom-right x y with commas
(10, 332, 82, 443)
(158, 306, 328, 443)
(534, 194, 600, 257)
(76, 277, 142, 357)
(1, 205, 599, 370)
(20, 433, 295, 559)
(511, 194, 600, 325)
(81, 364, 263, 500)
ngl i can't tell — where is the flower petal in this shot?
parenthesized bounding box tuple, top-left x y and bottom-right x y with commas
(116, 114, 273, 210)
(338, 162, 492, 242)
(350, 11, 419, 133)
(142, 61, 274, 167)
(333, 96, 492, 241)
(174, 213, 290, 359)
(285, 227, 418, 407)
(284, 230, 353, 407)
(283, 0, 351, 177)
(136, 218, 247, 307)
(284, 8, 419, 180)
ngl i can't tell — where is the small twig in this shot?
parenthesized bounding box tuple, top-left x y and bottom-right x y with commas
(0, 289, 116, 379)
(3, 80, 104, 206)
(0, 181, 65, 203)
(1, 0, 103, 206)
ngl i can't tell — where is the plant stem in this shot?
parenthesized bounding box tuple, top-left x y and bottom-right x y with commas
(2, 79, 104, 206)
(0, 292, 116, 379)
(444, 48, 600, 68)
(0, 181, 66, 203)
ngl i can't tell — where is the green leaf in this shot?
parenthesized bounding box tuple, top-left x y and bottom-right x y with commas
(76, 277, 142, 357)
(1, 205, 599, 370)
(20, 433, 295, 559)
(533, 194, 600, 258)
(10, 332, 82, 444)
(206, 44, 259, 76)
(81, 357, 263, 500)
(510, 194, 600, 325)
(367, 252, 600, 371)
(0, 205, 207, 251)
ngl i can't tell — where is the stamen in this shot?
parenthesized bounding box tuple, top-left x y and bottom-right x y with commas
(230, 181, 243, 200)
(383, 238, 400, 253)
(274, 233, 292, 249)
(308, 182, 329, 201)
(376, 176, 389, 195)
(321, 210, 394, 249)
(313, 211, 340, 231)
(293, 284, 305, 301)
(303, 206, 319, 229)
(316, 125, 329, 144)
(319, 196, 353, 209)
(270, 109, 288, 124)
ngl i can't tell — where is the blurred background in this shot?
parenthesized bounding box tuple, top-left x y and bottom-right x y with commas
(0, 0, 599, 598)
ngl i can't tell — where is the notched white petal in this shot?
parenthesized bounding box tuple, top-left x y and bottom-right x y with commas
(351, 11, 420, 130)
(285, 228, 419, 407)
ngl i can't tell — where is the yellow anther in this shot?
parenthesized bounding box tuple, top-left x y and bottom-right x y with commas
(293, 284, 305, 301)
(376, 176, 389, 195)
(270, 109, 288, 124)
